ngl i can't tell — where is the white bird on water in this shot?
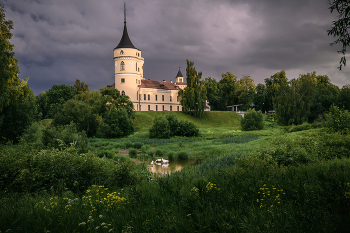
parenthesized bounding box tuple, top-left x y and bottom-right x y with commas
(162, 159, 169, 164)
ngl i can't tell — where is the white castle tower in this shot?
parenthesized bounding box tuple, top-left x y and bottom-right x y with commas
(113, 3, 144, 106)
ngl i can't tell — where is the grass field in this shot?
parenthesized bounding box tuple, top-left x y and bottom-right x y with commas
(2, 112, 350, 232)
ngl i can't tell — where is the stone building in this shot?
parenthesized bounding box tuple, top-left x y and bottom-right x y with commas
(107, 6, 186, 111)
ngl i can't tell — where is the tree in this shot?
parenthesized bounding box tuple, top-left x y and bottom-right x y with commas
(241, 109, 264, 131)
(236, 75, 256, 111)
(74, 79, 89, 94)
(53, 91, 103, 137)
(45, 84, 76, 118)
(178, 60, 207, 117)
(203, 77, 226, 111)
(328, 0, 350, 70)
(338, 84, 350, 110)
(0, 4, 37, 142)
(218, 72, 238, 108)
(254, 83, 267, 112)
(264, 70, 288, 112)
(100, 87, 134, 117)
(273, 72, 316, 125)
(97, 108, 134, 138)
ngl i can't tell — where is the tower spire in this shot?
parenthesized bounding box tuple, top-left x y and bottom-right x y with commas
(114, 2, 137, 50)
(124, 2, 126, 24)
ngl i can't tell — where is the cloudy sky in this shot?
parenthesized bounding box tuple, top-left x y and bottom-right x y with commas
(2, 0, 349, 95)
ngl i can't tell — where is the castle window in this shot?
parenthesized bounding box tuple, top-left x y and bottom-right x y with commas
(139, 94, 141, 100)
(120, 50, 124, 55)
(162, 105, 164, 111)
(155, 95, 158, 101)
(121, 78, 125, 83)
(170, 96, 172, 102)
(136, 63, 137, 71)
(170, 106, 172, 111)
(137, 92, 138, 100)
(138, 80, 140, 84)
(162, 95, 164, 101)
(120, 61, 125, 70)
(138, 68, 140, 72)
(144, 94, 146, 100)
(177, 106, 179, 111)
(156, 105, 158, 111)
(148, 105, 150, 111)
(177, 96, 179, 102)
(121, 91, 125, 96)
(136, 79, 137, 84)
(148, 94, 150, 100)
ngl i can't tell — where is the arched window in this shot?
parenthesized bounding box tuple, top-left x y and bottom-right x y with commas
(120, 61, 125, 70)
(120, 50, 124, 55)
(121, 91, 125, 96)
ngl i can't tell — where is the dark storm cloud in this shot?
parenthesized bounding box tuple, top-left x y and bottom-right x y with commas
(2, 0, 350, 95)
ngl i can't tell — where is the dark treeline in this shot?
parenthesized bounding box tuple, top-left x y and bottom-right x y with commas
(203, 70, 350, 125)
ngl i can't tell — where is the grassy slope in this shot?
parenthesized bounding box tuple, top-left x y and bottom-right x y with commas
(133, 111, 242, 131)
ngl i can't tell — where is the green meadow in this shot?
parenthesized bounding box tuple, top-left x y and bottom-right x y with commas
(1, 112, 350, 232)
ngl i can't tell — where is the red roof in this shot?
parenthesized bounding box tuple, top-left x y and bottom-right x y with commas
(138, 80, 181, 90)
(107, 83, 115, 88)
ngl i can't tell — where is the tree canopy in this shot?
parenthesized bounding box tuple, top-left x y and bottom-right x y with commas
(328, 0, 350, 70)
(178, 60, 207, 117)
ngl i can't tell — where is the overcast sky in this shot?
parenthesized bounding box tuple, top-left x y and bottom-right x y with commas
(2, 0, 350, 95)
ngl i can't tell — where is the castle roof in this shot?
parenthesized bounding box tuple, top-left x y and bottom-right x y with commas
(114, 3, 137, 50)
(114, 23, 137, 50)
(138, 80, 180, 90)
(176, 69, 183, 78)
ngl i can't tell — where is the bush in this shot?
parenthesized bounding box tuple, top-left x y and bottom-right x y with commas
(133, 142, 144, 149)
(141, 145, 150, 153)
(129, 149, 138, 158)
(325, 105, 350, 134)
(241, 110, 264, 131)
(97, 150, 115, 159)
(147, 150, 155, 157)
(149, 115, 199, 138)
(97, 108, 134, 138)
(149, 116, 171, 139)
(22, 122, 88, 153)
(0, 145, 150, 194)
(124, 141, 133, 149)
(155, 149, 164, 156)
(177, 151, 189, 160)
(168, 152, 176, 161)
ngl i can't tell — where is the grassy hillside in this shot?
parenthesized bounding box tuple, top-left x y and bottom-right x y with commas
(133, 111, 242, 131)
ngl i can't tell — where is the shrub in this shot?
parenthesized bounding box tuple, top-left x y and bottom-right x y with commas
(141, 145, 150, 153)
(124, 141, 133, 149)
(177, 151, 189, 160)
(241, 110, 264, 131)
(149, 115, 199, 138)
(168, 152, 176, 161)
(147, 150, 155, 157)
(129, 149, 138, 158)
(149, 116, 171, 139)
(155, 149, 164, 156)
(20, 121, 45, 149)
(325, 105, 350, 134)
(97, 150, 115, 159)
(97, 108, 134, 138)
(0, 145, 150, 194)
(133, 142, 144, 149)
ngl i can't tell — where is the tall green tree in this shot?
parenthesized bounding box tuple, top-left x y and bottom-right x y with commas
(45, 84, 76, 118)
(218, 72, 238, 108)
(0, 4, 37, 142)
(328, 0, 350, 70)
(178, 60, 207, 117)
(273, 72, 316, 125)
(100, 87, 134, 117)
(264, 70, 288, 112)
(53, 91, 103, 137)
(203, 77, 226, 111)
(254, 83, 267, 112)
(309, 75, 339, 122)
(338, 84, 350, 110)
(236, 75, 256, 111)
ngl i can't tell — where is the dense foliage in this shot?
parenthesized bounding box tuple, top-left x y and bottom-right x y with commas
(240, 109, 264, 131)
(325, 105, 350, 134)
(178, 60, 207, 117)
(149, 114, 199, 139)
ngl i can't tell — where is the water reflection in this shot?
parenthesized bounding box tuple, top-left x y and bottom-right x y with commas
(148, 159, 201, 174)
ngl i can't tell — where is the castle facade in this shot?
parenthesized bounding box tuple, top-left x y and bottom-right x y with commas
(108, 7, 186, 111)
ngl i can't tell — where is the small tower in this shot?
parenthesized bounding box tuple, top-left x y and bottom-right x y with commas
(114, 3, 144, 107)
(175, 67, 186, 89)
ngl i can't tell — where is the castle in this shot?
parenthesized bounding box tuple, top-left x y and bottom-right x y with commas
(107, 5, 186, 111)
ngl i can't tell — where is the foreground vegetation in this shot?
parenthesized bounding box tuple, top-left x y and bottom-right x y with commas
(2, 112, 350, 232)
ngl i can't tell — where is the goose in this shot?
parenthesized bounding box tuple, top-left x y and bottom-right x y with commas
(162, 159, 169, 164)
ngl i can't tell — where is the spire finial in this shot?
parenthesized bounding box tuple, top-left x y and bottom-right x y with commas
(124, 2, 126, 24)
